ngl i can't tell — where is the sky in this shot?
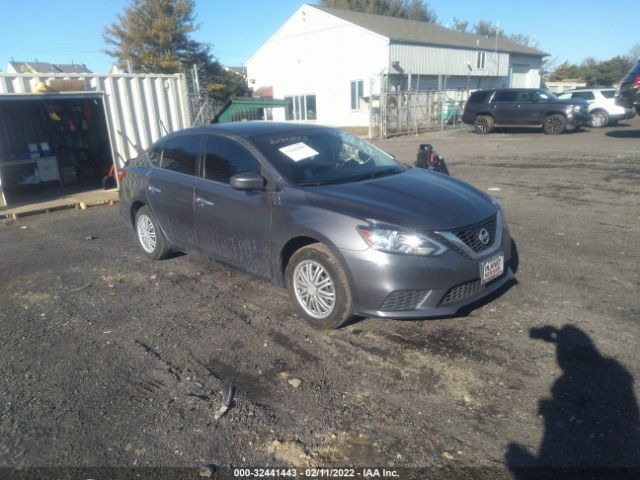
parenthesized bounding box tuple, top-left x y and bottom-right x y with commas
(0, 0, 636, 73)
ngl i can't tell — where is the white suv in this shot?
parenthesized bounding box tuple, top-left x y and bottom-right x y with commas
(557, 88, 636, 127)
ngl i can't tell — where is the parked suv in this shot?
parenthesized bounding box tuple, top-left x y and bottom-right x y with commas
(557, 88, 635, 127)
(616, 61, 640, 114)
(462, 88, 591, 134)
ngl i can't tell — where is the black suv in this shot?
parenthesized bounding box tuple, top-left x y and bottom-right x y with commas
(615, 61, 640, 114)
(462, 88, 591, 134)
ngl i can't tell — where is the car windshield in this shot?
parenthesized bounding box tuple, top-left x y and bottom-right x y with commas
(250, 129, 404, 186)
(536, 89, 559, 101)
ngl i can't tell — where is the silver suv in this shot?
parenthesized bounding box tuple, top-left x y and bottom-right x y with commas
(557, 88, 636, 127)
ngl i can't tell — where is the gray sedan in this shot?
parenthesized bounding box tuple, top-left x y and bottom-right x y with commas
(119, 122, 514, 329)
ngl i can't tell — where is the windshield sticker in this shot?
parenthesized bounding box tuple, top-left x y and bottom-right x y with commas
(278, 142, 319, 162)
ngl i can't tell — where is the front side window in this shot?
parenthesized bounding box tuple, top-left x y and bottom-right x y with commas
(251, 129, 403, 186)
(350, 80, 364, 110)
(572, 91, 595, 100)
(161, 135, 199, 175)
(204, 136, 261, 184)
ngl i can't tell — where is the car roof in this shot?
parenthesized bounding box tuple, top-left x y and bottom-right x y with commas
(559, 87, 615, 93)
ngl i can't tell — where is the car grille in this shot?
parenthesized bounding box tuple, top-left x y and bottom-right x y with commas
(379, 290, 429, 311)
(451, 214, 497, 254)
(440, 279, 483, 305)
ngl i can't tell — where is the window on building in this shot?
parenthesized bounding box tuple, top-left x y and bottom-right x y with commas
(161, 135, 199, 175)
(350, 80, 364, 110)
(203, 136, 261, 184)
(283, 94, 317, 120)
(476, 51, 486, 69)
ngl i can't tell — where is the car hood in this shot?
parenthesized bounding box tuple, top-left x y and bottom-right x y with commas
(303, 168, 497, 231)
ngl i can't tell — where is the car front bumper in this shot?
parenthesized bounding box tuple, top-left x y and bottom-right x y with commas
(340, 222, 514, 319)
(566, 111, 591, 130)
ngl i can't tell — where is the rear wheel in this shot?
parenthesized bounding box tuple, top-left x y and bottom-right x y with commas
(286, 244, 353, 329)
(474, 115, 495, 134)
(543, 114, 567, 134)
(135, 206, 171, 260)
(590, 110, 609, 128)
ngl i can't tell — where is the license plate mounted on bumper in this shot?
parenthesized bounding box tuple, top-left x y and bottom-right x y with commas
(480, 254, 504, 284)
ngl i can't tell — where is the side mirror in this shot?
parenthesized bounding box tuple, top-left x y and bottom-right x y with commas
(230, 172, 265, 191)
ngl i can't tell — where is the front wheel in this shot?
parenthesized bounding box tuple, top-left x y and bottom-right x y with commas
(543, 114, 567, 134)
(590, 110, 609, 128)
(135, 206, 171, 260)
(286, 244, 353, 329)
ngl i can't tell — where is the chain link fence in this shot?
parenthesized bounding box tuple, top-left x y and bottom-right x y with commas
(370, 89, 469, 139)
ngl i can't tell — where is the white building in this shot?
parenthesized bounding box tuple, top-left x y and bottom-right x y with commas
(247, 4, 546, 127)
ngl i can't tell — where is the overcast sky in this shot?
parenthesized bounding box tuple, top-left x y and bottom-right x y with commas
(0, 0, 636, 72)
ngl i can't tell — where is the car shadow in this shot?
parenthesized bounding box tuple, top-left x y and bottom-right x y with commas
(490, 127, 590, 135)
(606, 129, 640, 139)
(506, 325, 640, 478)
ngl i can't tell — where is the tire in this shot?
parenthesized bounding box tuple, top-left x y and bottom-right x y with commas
(473, 115, 494, 134)
(543, 114, 567, 134)
(286, 244, 353, 329)
(135, 206, 171, 260)
(590, 110, 609, 128)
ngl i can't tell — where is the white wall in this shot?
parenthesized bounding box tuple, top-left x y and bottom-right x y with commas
(247, 4, 388, 127)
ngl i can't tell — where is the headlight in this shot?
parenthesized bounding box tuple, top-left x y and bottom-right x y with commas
(357, 224, 447, 256)
(570, 105, 583, 113)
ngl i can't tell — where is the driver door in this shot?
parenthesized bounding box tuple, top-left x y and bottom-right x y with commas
(194, 135, 273, 279)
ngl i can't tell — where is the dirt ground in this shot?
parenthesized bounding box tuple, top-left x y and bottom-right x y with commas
(1, 119, 639, 479)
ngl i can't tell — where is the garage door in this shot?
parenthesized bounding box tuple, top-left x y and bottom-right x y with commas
(511, 65, 530, 88)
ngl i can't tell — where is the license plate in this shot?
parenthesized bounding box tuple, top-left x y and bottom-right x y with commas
(480, 254, 504, 284)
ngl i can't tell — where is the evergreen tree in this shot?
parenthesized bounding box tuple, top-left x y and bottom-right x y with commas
(103, 0, 251, 103)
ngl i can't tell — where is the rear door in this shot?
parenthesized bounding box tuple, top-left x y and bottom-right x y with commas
(490, 91, 517, 124)
(194, 135, 272, 279)
(147, 134, 200, 250)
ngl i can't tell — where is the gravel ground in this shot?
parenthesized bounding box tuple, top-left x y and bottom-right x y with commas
(1, 119, 639, 478)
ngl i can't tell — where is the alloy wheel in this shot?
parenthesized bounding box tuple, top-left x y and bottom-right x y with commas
(293, 260, 336, 319)
(137, 214, 157, 254)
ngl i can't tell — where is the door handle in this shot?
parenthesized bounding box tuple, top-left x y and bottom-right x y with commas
(196, 196, 215, 207)
(148, 185, 161, 194)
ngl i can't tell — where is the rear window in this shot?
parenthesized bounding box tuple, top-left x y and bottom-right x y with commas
(467, 91, 489, 104)
(601, 90, 616, 99)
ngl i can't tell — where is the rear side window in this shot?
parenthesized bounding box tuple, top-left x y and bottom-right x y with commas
(204, 136, 261, 184)
(467, 91, 488, 103)
(601, 90, 616, 99)
(572, 91, 595, 100)
(161, 135, 199, 175)
(493, 91, 518, 102)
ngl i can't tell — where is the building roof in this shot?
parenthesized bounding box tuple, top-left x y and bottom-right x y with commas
(313, 5, 546, 57)
(8, 61, 93, 74)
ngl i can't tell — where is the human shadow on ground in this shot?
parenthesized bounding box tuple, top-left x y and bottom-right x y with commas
(506, 325, 640, 479)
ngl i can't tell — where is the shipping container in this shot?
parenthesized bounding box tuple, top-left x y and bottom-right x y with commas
(0, 73, 191, 207)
